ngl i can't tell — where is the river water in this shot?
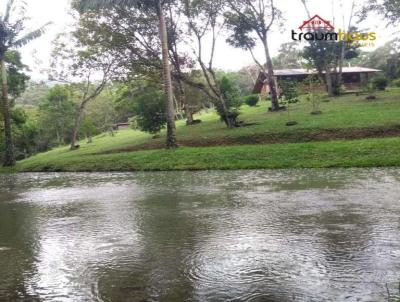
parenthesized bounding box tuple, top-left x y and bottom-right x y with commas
(0, 169, 400, 301)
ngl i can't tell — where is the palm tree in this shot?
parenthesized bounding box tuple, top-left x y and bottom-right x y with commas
(0, 0, 50, 166)
(79, 0, 178, 148)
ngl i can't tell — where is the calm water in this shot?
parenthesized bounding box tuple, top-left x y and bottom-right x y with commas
(0, 169, 400, 302)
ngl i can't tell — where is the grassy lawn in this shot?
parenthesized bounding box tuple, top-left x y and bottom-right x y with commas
(176, 88, 400, 141)
(2, 88, 400, 172)
(3, 137, 400, 172)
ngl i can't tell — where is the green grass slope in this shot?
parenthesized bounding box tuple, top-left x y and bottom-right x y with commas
(3, 88, 400, 172)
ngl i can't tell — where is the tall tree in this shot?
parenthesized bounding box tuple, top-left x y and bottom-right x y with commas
(0, 50, 30, 160)
(73, 1, 222, 127)
(78, 0, 178, 148)
(349, 38, 400, 79)
(166, 6, 196, 125)
(38, 85, 75, 147)
(156, 1, 178, 146)
(50, 33, 116, 150)
(300, 0, 335, 96)
(225, 0, 281, 111)
(300, 0, 358, 96)
(181, 0, 240, 128)
(0, 0, 50, 166)
(272, 42, 303, 69)
(359, 0, 400, 26)
(336, 0, 356, 92)
(5, 50, 29, 100)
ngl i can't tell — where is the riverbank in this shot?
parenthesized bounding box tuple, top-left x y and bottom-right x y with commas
(2, 89, 400, 172)
(1, 137, 400, 172)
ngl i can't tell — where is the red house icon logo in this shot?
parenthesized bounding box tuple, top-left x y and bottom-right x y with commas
(299, 14, 334, 31)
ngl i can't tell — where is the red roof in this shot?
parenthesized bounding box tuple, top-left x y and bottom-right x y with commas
(299, 14, 334, 31)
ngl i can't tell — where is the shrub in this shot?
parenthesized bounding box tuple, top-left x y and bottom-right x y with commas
(392, 79, 400, 87)
(244, 94, 259, 107)
(129, 116, 138, 130)
(371, 76, 388, 91)
(279, 80, 299, 104)
(134, 85, 166, 135)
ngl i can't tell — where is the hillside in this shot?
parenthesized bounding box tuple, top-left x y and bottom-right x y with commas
(3, 88, 400, 172)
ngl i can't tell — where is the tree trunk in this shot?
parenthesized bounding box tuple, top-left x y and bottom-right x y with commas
(262, 37, 280, 111)
(171, 46, 193, 125)
(173, 95, 182, 120)
(56, 129, 61, 145)
(325, 67, 334, 97)
(70, 107, 83, 150)
(336, 0, 355, 96)
(184, 105, 194, 125)
(157, 1, 177, 149)
(1, 59, 15, 167)
(332, 73, 341, 96)
(336, 41, 345, 95)
(178, 80, 193, 125)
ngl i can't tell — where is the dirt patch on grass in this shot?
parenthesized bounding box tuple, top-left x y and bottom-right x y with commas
(100, 125, 400, 154)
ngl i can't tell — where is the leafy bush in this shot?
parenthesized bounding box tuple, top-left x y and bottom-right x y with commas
(134, 85, 167, 135)
(279, 80, 299, 104)
(11, 107, 27, 125)
(79, 117, 99, 139)
(129, 116, 138, 130)
(244, 94, 259, 107)
(372, 76, 388, 91)
(392, 79, 400, 87)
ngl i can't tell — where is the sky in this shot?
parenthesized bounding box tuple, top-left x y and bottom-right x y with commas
(3, 0, 398, 81)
